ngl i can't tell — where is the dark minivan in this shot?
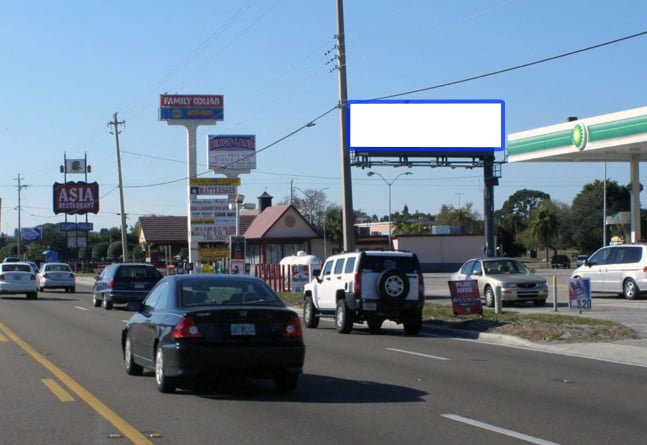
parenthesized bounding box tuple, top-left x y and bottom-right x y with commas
(93, 263, 163, 310)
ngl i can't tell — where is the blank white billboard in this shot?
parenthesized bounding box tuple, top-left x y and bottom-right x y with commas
(348, 99, 505, 154)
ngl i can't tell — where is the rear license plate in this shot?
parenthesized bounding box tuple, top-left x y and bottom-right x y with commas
(231, 323, 256, 336)
(134, 283, 145, 289)
(363, 302, 377, 311)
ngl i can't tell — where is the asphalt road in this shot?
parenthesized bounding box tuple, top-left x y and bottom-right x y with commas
(1, 281, 646, 444)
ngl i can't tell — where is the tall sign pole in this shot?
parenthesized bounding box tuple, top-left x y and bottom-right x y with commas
(160, 94, 224, 270)
(336, 0, 355, 251)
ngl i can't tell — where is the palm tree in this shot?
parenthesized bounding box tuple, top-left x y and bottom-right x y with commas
(529, 203, 559, 267)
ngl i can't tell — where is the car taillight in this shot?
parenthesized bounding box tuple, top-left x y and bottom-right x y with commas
(43, 273, 50, 278)
(69, 273, 75, 278)
(353, 271, 361, 295)
(283, 313, 303, 337)
(172, 315, 203, 340)
(31, 275, 36, 281)
(0, 274, 4, 280)
(108, 278, 114, 289)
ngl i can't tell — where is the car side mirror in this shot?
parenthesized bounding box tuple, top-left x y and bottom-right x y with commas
(472, 270, 482, 276)
(94, 275, 100, 281)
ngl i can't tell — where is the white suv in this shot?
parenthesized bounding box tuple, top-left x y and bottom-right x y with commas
(302, 250, 425, 335)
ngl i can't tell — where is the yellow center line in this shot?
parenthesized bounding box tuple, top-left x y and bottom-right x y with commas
(0, 333, 8, 342)
(0, 322, 153, 445)
(42, 378, 75, 402)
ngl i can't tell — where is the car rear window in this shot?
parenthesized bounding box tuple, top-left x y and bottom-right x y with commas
(180, 278, 284, 307)
(116, 266, 160, 280)
(1, 264, 31, 272)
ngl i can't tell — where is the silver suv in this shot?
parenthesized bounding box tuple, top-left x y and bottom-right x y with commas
(571, 244, 647, 299)
(302, 250, 424, 335)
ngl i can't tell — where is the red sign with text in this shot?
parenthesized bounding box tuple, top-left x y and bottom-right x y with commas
(448, 280, 483, 315)
(53, 182, 100, 215)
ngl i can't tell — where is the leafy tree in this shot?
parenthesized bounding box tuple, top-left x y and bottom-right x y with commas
(436, 203, 482, 234)
(570, 180, 629, 252)
(495, 189, 550, 256)
(528, 201, 559, 266)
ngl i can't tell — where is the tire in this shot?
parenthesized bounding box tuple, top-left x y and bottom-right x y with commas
(155, 346, 177, 393)
(623, 278, 639, 300)
(275, 372, 299, 392)
(39, 287, 44, 292)
(92, 295, 101, 307)
(102, 298, 113, 310)
(335, 299, 353, 333)
(376, 269, 410, 301)
(533, 299, 547, 307)
(124, 335, 143, 376)
(484, 285, 495, 308)
(403, 311, 422, 336)
(26, 292, 37, 300)
(70, 287, 75, 293)
(303, 296, 319, 329)
(367, 317, 383, 331)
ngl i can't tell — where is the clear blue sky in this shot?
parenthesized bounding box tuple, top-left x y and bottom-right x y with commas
(2, 0, 646, 235)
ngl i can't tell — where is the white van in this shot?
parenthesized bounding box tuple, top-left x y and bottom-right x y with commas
(570, 244, 647, 299)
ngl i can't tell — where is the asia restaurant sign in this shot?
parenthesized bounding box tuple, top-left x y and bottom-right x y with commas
(53, 182, 100, 215)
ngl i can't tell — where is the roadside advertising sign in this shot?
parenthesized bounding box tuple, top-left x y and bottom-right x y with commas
(190, 185, 238, 196)
(448, 280, 483, 315)
(190, 178, 241, 186)
(60, 222, 94, 232)
(190, 199, 235, 242)
(569, 278, 592, 312)
(53, 182, 100, 215)
(208, 135, 256, 173)
(64, 159, 87, 174)
(20, 227, 42, 242)
(159, 94, 224, 121)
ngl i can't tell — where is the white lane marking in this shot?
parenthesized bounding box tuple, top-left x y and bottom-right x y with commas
(386, 347, 450, 361)
(442, 414, 560, 445)
(75, 306, 89, 311)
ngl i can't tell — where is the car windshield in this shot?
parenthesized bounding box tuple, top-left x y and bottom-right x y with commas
(482, 260, 529, 275)
(180, 278, 284, 307)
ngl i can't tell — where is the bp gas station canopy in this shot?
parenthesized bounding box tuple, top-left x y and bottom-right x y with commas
(507, 105, 647, 242)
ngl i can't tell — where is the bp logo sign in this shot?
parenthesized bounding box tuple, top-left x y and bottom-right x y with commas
(572, 123, 588, 150)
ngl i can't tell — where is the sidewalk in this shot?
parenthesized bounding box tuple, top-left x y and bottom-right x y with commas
(422, 271, 647, 368)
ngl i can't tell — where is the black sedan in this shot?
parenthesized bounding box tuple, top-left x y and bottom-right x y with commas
(121, 274, 305, 393)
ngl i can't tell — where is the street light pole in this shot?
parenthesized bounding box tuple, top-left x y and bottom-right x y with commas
(367, 171, 412, 249)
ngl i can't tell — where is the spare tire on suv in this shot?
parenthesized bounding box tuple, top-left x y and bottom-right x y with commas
(303, 250, 425, 335)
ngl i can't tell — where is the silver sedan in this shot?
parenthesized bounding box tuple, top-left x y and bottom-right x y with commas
(451, 257, 548, 307)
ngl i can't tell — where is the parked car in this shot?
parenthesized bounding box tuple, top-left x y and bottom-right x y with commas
(26, 261, 39, 274)
(575, 255, 588, 267)
(93, 263, 163, 310)
(451, 257, 548, 307)
(2, 257, 20, 263)
(571, 244, 647, 299)
(303, 250, 425, 335)
(0, 262, 38, 299)
(37, 262, 76, 293)
(121, 274, 305, 393)
(551, 254, 571, 269)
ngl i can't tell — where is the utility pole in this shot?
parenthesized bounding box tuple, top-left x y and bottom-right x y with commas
(15, 174, 27, 258)
(108, 113, 128, 262)
(335, 0, 355, 251)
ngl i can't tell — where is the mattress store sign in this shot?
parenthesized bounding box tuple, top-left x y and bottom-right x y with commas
(53, 182, 100, 214)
